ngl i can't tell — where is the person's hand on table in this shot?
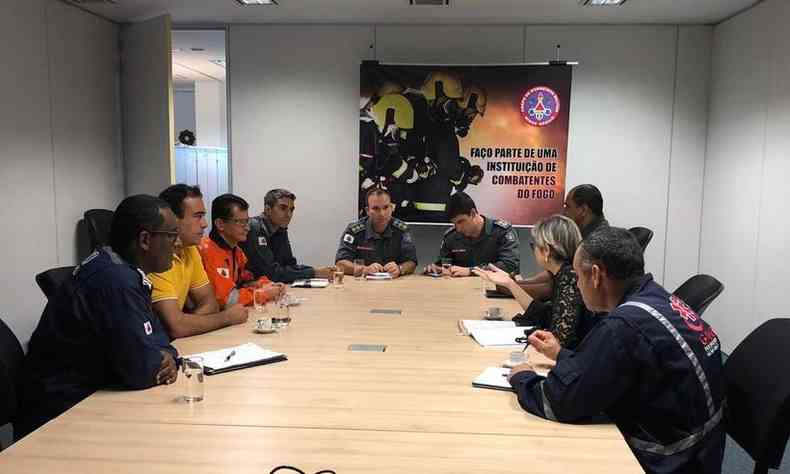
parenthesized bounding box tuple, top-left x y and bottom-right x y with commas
(450, 266, 471, 277)
(507, 361, 536, 382)
(528, 330, 562, 361)
(313, 266, 336, 279)
(225, 303, 249, 325)
(424, 263, 442, 275)
(262, 282, 286, 301)
(383, 261, 400, 278)
(156, 350, 178, 386)
(365, 262, 384, 274)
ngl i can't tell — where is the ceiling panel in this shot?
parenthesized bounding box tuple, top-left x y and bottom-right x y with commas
(77, 0, 758, 25)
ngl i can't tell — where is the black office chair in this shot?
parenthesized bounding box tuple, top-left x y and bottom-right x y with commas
(628, 226, 654, 252)
(84, 209, 114, 250)
(673, 274, 724, 317)
(724, 318, 790, 474)
(0, 316, 24, 448)
(35, 266, 76, 300)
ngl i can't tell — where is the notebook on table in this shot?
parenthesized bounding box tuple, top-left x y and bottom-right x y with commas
(185, 342, 287, 375)
(473, 366, 550, 391)
(458, 320, 535, 347)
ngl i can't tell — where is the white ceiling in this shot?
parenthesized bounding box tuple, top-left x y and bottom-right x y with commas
(172, 30, 225, 89)
(80, 0, 758, 25)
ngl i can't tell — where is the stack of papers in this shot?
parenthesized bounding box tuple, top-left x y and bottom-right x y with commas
(185, 343, 287, 375)
(458, 320, 535, 347)
(291, 278, 329, 288)
(365, 272, 392, 280)
(473, 366, 549, 391)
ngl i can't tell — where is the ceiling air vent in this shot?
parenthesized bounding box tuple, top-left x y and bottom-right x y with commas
(409, 0, 450, 5)
(68, 0, 116, 4)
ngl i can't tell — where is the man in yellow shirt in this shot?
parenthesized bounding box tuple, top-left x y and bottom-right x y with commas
(148, 184, 248, 339)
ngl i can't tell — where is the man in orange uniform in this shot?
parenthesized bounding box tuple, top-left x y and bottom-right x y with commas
(199, 194, 285, 307)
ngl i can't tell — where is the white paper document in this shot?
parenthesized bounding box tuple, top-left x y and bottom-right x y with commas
(473, 366, 550, 391)
(458, 319, 515, 335)
(458, 320, 535, 347)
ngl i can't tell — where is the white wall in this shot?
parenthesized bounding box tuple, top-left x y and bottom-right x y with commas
(195, 80, 227, 148)
(703, 0, 790, 351)
(0, 0, 123, 346)
(229, 24, 712, 281)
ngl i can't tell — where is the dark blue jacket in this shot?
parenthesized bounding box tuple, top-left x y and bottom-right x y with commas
(15, 248, 177, 439)
(241, 215, 315, 283)
(510, 274, 725, 474)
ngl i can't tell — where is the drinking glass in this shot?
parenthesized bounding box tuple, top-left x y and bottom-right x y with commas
(181, 356, 204, 402)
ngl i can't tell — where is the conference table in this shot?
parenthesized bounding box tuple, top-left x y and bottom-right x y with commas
(0, 276, 642, 473)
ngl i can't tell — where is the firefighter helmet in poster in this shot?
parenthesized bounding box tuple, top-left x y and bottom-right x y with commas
(359, 63, 573, 226)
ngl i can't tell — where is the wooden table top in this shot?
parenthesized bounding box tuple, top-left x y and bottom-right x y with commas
(0, 276, 642, 473)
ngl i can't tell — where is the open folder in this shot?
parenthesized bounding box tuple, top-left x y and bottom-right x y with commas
(185, 342, 287, 375)
(458, 320, 535, 347)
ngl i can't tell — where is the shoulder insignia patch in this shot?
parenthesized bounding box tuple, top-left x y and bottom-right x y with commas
(343, 233, 355, 244)
(494, 219, 512, 229)
(258, 236, 268, 247)
(143, 321, 153, 335)
(392, 218, 409, 232)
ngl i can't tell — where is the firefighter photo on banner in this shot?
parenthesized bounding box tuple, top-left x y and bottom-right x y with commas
(359, 63, 573, 226)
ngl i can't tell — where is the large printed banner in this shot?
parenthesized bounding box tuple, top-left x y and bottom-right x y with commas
(359, 63, 572, 226)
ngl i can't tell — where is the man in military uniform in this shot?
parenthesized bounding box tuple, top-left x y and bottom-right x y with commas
(241, 188, 335, 283)
(335, 187, 417, 278)
(425, 192, 520, 277)
(510, 227, 725, 474)
(15, 195, 180, 439)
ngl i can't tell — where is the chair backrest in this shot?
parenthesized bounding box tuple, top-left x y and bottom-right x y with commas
(0, 317, 24, 427)
(672, 274, 724, 317)
(628, 226, 654, 252)
(84, 209, 114, 250)
(35, 266, 76, 300)
(724, 318, 790, 472)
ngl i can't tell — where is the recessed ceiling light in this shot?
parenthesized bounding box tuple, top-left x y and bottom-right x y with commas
(580, 0, 627, 5)
(235, 0, 278, 5)
(209, 59, 226, 68)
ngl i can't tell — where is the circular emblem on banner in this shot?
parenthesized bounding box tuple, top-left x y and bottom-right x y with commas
(520, 86, 560, 127)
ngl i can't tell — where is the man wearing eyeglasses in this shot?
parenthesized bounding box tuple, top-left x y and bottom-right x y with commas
(199, 193, 285, 308)
(16, 195, 180, 440)
(148, 184, 250, 339)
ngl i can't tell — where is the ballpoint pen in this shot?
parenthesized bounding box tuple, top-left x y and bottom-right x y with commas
(224, 349, 236, 362)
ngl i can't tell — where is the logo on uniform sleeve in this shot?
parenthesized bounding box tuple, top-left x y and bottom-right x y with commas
(670, 295, 704, 332)
(258, 236, 267, 247)
(506, 231, 516, 242)
(217, 267, 230, 278)
(343, 233, 355, 244)
(521, 86, 560, 127)
(143, 321, 153, 335)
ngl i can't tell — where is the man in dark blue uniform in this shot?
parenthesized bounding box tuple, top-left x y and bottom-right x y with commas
(425, 191, 520, 276)
(241, 189, 335, 283)
(509, 227, 725, 474)
(15, 195, 180, 440)
(335, 187, 417, 278)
